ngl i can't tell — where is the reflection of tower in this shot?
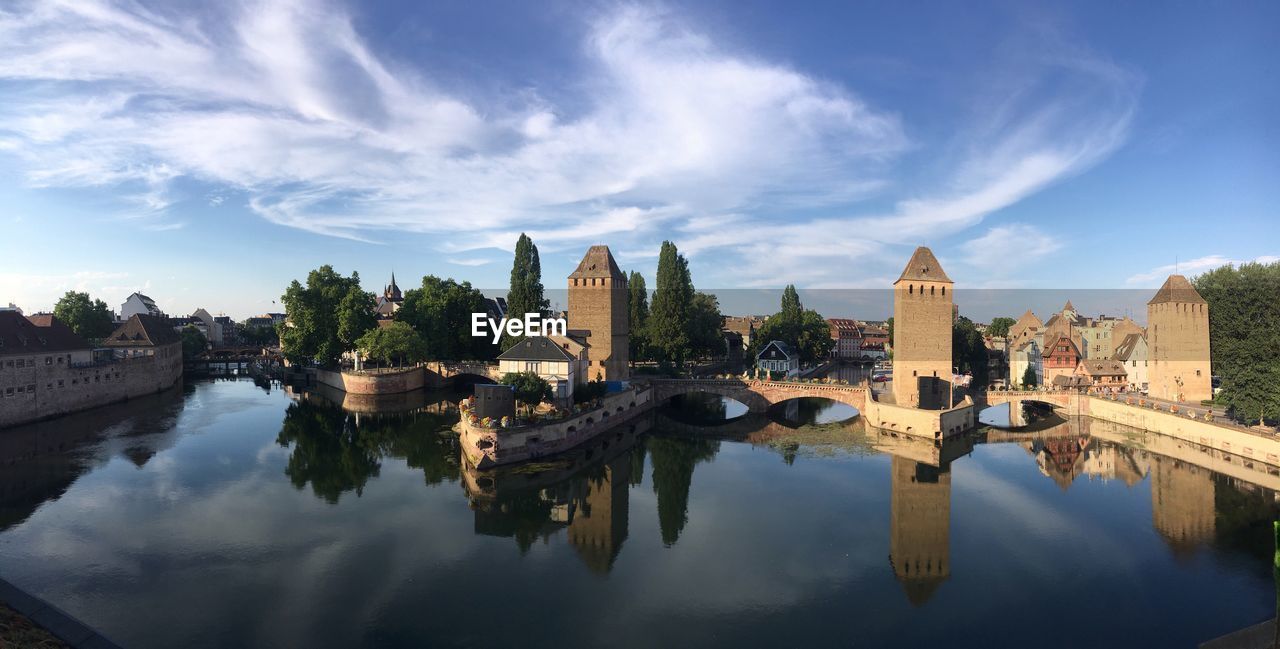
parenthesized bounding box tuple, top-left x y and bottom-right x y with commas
(888, 456, 951, 606)
(1150, 457, 1215, 558)
(892, 247, 953, 409)
(567, 245, 629, 381)
(567, 455, 632, 574)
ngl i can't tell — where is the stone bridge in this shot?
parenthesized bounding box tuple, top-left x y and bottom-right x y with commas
(425, 361, 502, 383)
(982, 390, 1084, 414)
(647, 378, 868, 414)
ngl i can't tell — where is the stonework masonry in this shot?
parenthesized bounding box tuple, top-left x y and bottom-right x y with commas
(1147, 275, 1212, 402)
(892, 247, 954, 409)
(568, 245, 629, 382)
(0, 343, 182, 429)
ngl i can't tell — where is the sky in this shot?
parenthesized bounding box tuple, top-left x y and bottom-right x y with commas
(1, 0, 1277, 320)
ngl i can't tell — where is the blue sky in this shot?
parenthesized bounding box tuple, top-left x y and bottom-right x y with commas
(1, 0, 1276, 319)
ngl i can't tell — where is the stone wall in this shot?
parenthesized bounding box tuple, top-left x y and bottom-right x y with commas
(460, 386, 653, 468)
(863, 394, 974, 441)
(892, 279, 953, 409)
(0, 342, 183, 429)
(1085, 396, 1280, 467)
(1148, 300, 1212, 402)
(311, 367, 426, 395)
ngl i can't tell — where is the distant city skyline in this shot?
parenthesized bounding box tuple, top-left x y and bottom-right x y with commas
(2, 1, 1276, 318)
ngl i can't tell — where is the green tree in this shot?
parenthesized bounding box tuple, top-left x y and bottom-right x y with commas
(356, 321, 427, 368)
(1022, 365, 1039, 389)
(397, 275, 494, 361)
(279, 266, 375, 367)
(500, 371, 553, 414)
(503, 233, 547, 351)
(628, 271, 650, 364)
(649, 241, 693, 368)
(1195, 261, 1280, 425)
(952, 315, 988, 387)
(180, 325, 207, 359)
(52, 291, 114, 340)
(886, 316, 894, 348)
(686, 291, 725, 361)
(987, 316, 1017, 338)
(748, 285, 833, 364)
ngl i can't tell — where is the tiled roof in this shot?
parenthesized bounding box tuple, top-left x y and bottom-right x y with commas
(568, 245, 625, 279)
(1112, 333, 1145, 361)
(895, 246, 952, 283)
(757, 339, 795, 360)
(1078, 359, 1127, 377)
(103, 314, 181, 347)
(1147, 275, 1207, 305)
(0, 312, 90, 356)
(497, 336, 576, 362)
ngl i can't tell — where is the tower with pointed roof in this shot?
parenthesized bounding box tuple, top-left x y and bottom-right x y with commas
(892, 246, 953, 409)
(383, 273, 403, 303)
(1147, 275, 1211, 402)
(568, 245, 629, 381)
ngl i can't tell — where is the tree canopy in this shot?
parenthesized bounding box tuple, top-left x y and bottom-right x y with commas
(648, 241, 693, 367)
(1194, 261, 1280, 425)
(987, 316, 1017, 338)
(686, 292, 724, 361)
(628, 271, 650, 364)
(180, 325, 207, 359)
(396, 275, 495, 361)
(357, 321, 427, 367)
(500, 372, 553, 411)
(502, 234, 548, 352)
(52, 291, 114, 340)
(279, 266, 376, 367)
(952, 315, 988, 387)
(1022, 365, 1038, 389)
(749, 285, 833, 364)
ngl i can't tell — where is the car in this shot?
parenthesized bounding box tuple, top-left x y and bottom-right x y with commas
(873, 374, 889, 382)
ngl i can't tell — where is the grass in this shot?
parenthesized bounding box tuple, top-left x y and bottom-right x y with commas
(0, 604, 67, 649)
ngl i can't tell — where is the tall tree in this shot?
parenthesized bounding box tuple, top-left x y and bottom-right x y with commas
(397, 276, 495, 361)
(648, 241, 693, 368)
(506, 233, 547, 320)
(987, 316, 1017, 338)
(1195, 261, 1280, 425)
(500, 371, 553, 415)
(686, 292, 725, 361)
(279, 266, 375, 367)
(52, 291, 114, 340)
(180, 325, 207, 359)
(1022, 365, 1039, 389)
(952, 315, 988, 386)
(628, 271, 650, 364)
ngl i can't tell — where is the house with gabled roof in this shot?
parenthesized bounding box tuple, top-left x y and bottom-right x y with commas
(497, 335, 588, 405)
(1112, 333, 1148, 392)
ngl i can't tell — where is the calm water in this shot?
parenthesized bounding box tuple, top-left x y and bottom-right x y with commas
(1, 377, 1277, 648)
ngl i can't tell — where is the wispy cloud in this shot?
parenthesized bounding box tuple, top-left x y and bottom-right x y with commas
(1125, 254, 1280, 285)
(445, 258, 491, 267)
(0, 1, 1138, 287)
(962, 223, 1063, 270)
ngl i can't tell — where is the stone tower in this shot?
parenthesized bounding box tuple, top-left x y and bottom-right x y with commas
(888, 457, 951, 606)
(1147, 275, 1211, 402)
(893, 246, 954, 409)
(568, 245, 629, 381)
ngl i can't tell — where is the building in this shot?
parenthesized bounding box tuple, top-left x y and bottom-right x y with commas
(1147, 275, 1212, 402)
(103, 314, 183, 359)
(190, 308, 224, 345)
(567, 245, 629, 382)
(1007, 310, 1044, 350)
(496, 335, 587, 405)
(827, 318, 863, 359)
(119, 292, 165, 320)
(1043, 336, 1081, 387)
(1074, 359, 1128, 393)
(375, 273, 405, 319)
(756, 340, 799, 377)
(723, 316, 765, 351)
(1, 313, 182, 428)
(892, 247, 953, 409)
(0, 303, 22, 315)
(1112, 333, 1149, 392)
(473, 384, 516, 420)
(1042, 301, 1085, 357)
(1008, 340, 1043, 389)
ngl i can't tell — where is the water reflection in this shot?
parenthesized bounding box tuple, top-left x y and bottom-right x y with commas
(1, 380, 1279, 648)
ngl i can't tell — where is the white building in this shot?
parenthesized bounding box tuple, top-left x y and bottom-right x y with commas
(190, 308, 224, 345)
(1112, 333, 1149, 392)
(756, 340, 799, 377)
(120, 292, 164, 321)
(496, 335, 588, 405)
(1008, 340, 1043, 389)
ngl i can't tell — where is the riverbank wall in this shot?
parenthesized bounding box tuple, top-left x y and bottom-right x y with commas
(311, 367, 426, 395)
(459, 385, 654, 468)
(0, 353, 183, 429)
(862, 392, 976, 441)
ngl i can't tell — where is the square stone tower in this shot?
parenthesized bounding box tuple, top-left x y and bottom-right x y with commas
(1147, 275, 1211, 402)
(892, 246, 953, 409)
(568, 245, 629, 381)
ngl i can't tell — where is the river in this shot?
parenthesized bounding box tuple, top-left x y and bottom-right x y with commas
(0, 376, 1275, 648)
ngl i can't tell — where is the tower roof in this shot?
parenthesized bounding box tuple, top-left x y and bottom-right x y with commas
(895, 247, 952, 284)
(1147, 275, 1206, 305)
(1062, 300, 1075, 313)
(568, 245, 624, 280)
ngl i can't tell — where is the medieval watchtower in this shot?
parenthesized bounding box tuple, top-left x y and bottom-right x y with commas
(568, 245, 629, 381)
(1147, 275, 1211, 402)
(892, 246, 954, 409)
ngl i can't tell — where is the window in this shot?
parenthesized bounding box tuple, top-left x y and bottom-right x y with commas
(16, 359, 23, 368)
(1196, 369, 1201, 377)
(57, 380, 64, 387)
(524, 361, 541, 373)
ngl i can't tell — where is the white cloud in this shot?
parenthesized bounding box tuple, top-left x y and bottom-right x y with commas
(961, 223, 1062, 270)
(1125, 254, 1280, 286)
(445, 258, 491, 267)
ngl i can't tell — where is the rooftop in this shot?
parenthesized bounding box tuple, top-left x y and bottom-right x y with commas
(895, 246, 952, 284)
(568, 245, 625, 280)
(103, 314, 182, 347)
(1147, 274, 1207, 305)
